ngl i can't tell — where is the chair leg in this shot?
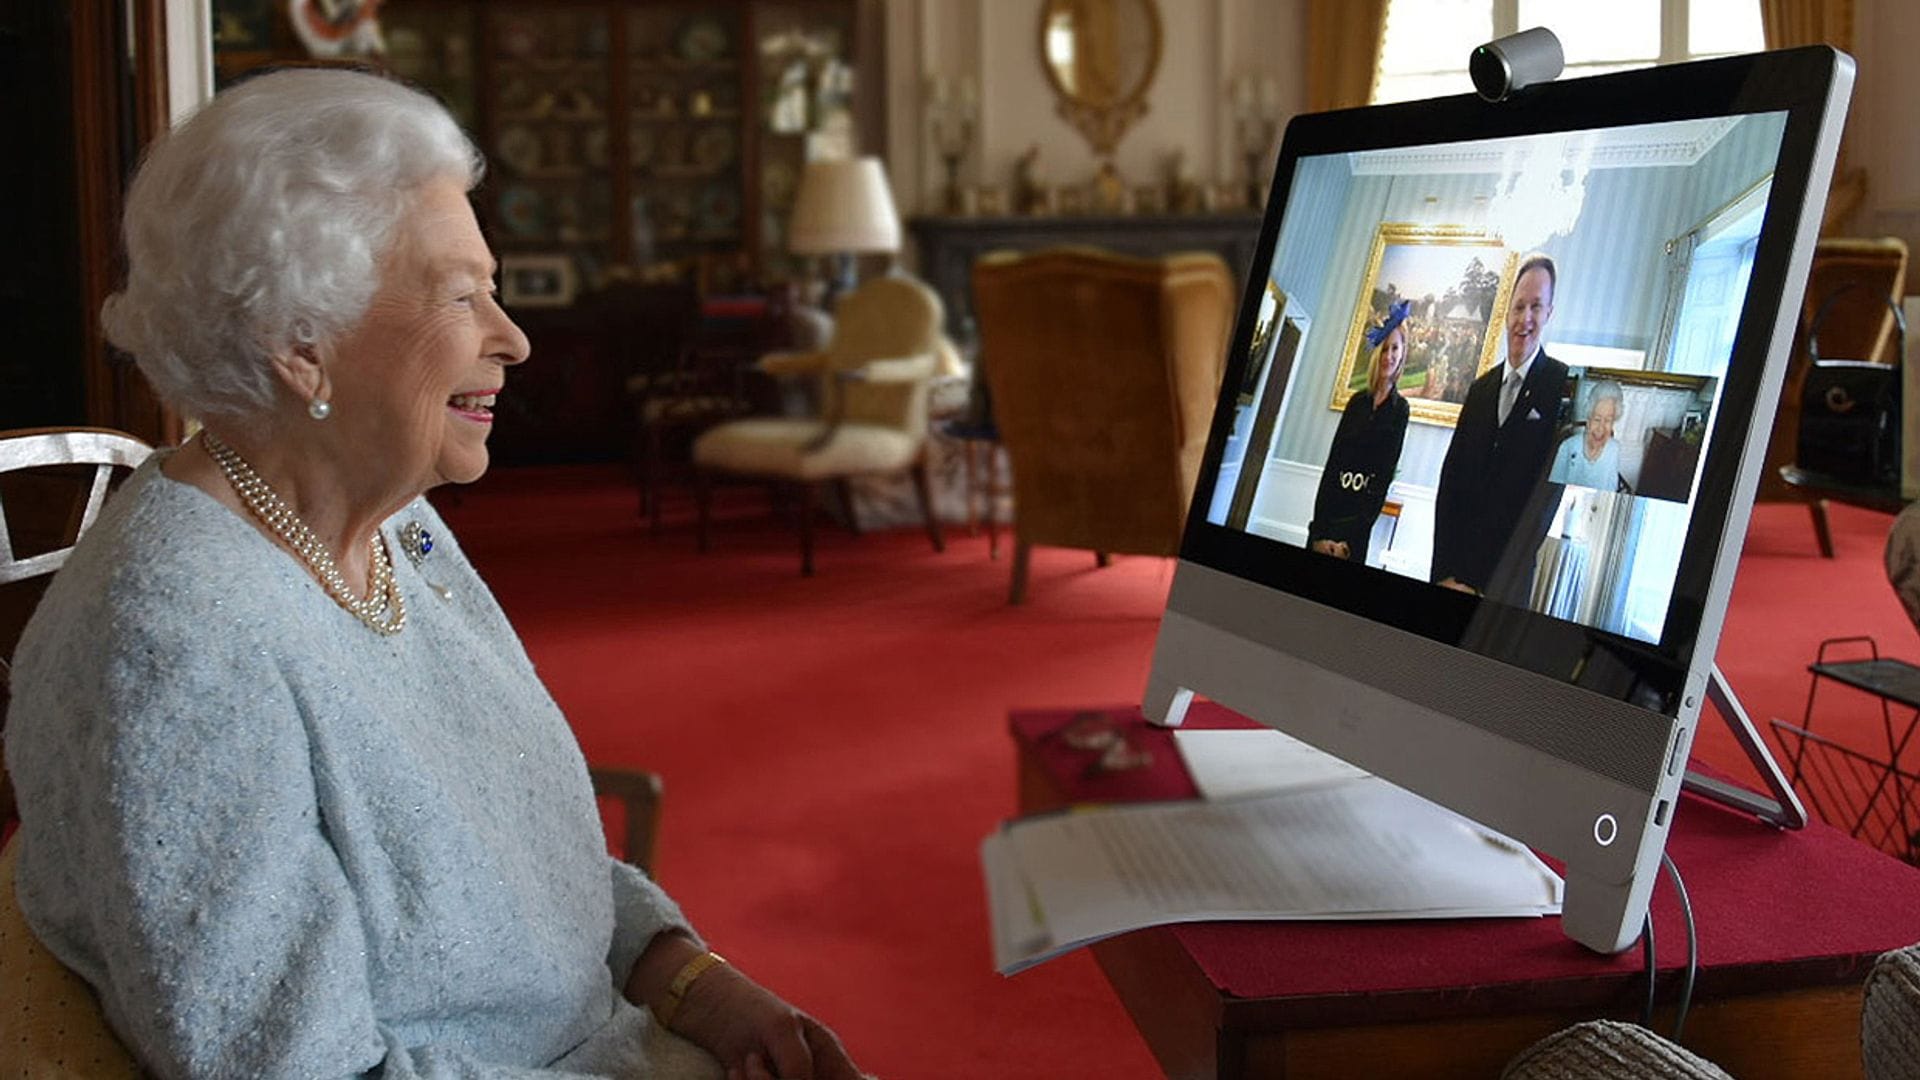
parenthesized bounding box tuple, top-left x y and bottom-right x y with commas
(986, 444, 1002, 560)
(643, 424, 663, 529)
(1010, 540, 1032, 605)
(1095, 551, 1111, 568)
(836, 478, 862, 535)
(799, 482, 817, 577)
(962, 441, 980, 537)
(695, 470, 713, 552)
(910, 462, 945, 553)
(1810, 498, 1835, 558)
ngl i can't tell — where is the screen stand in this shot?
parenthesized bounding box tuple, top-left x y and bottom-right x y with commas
(1682, 665, 1808, 829)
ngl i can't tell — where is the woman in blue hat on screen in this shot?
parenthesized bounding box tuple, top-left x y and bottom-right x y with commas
(1308, 299, 1412, 564)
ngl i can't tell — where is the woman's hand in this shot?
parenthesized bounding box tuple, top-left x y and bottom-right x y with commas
(628, 934, 866, 1080)
(672, 964, 865, 1080)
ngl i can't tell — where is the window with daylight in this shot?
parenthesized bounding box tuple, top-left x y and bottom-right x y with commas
(1373, 0, 1766, 104)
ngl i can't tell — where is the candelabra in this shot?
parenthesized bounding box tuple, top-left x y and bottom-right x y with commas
(926, 75, 978, 215)
(1230, 75, 1283, 211)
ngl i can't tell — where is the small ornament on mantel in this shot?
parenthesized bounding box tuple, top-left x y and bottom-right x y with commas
(1090, 160, 1129, 216)
(1014, 144, 1049, 216)
(1161, 149, 1201, 214)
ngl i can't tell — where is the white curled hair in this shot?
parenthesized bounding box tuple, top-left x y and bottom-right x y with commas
(1588, 379, 1624, 414)
(101, 69, 483, 428)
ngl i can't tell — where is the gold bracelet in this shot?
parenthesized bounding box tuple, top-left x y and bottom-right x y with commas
(656, 950, 727, 1028)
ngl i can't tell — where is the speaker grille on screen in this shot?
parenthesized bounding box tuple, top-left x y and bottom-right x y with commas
(1174, 565, 1675, 793)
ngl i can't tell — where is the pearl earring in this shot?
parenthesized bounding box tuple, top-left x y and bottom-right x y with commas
(308, 398, 332, 420)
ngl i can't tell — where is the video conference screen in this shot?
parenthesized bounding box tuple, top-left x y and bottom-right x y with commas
(1204, 111, 1790, 647)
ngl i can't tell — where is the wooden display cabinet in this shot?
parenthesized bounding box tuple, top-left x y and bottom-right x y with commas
(207, 0, 884, 464)
(376, 0, 878, 300)
(416, 2, 877, 464)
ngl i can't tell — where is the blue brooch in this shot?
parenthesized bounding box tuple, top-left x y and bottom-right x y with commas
(399, 520, 453, 600)
(399, 521, 434, 567)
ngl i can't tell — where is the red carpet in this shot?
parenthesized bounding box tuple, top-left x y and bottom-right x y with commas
(436, 469, 1914, 1080)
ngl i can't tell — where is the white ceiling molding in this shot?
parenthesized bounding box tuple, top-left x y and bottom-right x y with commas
(1348, 116, 1743, 176)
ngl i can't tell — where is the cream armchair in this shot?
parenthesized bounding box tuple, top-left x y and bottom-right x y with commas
(691, 275, 948, 576)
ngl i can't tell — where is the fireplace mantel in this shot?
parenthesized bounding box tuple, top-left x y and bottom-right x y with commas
(907, 212, 1265, 341)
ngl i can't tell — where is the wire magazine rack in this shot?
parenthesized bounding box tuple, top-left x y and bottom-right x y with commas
(1769, 637, 1920, 866)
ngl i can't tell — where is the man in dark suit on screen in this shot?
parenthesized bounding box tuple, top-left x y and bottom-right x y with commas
(1432, 253, 1569, 602)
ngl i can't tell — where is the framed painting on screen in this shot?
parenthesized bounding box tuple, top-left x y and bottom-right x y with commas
(1331, 223, 1517, 427)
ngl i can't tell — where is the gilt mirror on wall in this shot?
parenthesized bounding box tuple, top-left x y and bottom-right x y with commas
(1039, 0, 1161, 157)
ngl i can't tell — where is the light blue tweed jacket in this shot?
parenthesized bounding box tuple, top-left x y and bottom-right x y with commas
(6, 457, 693, 1078)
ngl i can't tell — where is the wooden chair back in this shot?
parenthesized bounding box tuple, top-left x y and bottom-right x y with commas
(587, 767, 665, 875)
(0, 427, 153, 830)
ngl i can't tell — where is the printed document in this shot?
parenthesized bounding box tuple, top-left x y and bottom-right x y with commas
(1172, 727, 1370, 800)
(983, 777, 1562, 975)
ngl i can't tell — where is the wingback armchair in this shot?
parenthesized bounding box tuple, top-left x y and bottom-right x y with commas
(970, 249, 1236, 603)
(691, 275, 948, 576)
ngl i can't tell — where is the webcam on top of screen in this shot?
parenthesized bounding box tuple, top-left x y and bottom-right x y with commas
(1470, 26, 1566, 102)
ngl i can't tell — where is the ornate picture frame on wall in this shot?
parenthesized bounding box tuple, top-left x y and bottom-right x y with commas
(1332, 223, 1518, 428)
(1037, 0, 1161, 157)
(1240, 279, 1283, 405)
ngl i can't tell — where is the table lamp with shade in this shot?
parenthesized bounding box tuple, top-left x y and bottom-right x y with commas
(787, 156, 901, 307)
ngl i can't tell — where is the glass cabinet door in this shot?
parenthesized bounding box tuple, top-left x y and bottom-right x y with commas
(625, 4, 748, 287)
(482, 5, 615, 299)
(224, 0, 873, 302)
(380, 3, 480, 130)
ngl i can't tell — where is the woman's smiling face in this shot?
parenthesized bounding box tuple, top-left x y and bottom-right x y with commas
(320, 179, 530, 494)
(1585, 396, 1619, 458)
(1375, 324, 1408, 389)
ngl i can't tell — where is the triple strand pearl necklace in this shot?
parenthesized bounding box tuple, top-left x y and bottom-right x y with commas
(203, 432, 407, 636)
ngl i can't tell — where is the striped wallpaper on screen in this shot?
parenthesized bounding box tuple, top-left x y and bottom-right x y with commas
(1260, 112, 1788, 500)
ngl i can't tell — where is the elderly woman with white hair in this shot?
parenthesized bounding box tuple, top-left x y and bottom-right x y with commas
(1548, 380, 1625, 492)
(4, 69, 863, 1080)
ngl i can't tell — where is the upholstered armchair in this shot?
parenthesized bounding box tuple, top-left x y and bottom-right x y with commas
(691, 275, 948, 576)
(971, 248, 1235, 603)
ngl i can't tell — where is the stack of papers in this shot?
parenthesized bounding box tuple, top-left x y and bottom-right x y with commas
(982, 729, 1563, 975)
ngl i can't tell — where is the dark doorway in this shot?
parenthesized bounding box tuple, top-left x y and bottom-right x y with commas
(0, 4, 89, 431)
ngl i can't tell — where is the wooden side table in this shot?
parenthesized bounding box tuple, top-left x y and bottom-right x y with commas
(1012, 704, 1920, 1080)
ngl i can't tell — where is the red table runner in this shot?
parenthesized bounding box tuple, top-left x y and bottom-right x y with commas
(1012, 702, 1920, 1010)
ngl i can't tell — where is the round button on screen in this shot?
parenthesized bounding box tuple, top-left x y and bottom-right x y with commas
(1593, 813, 1619, 847)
